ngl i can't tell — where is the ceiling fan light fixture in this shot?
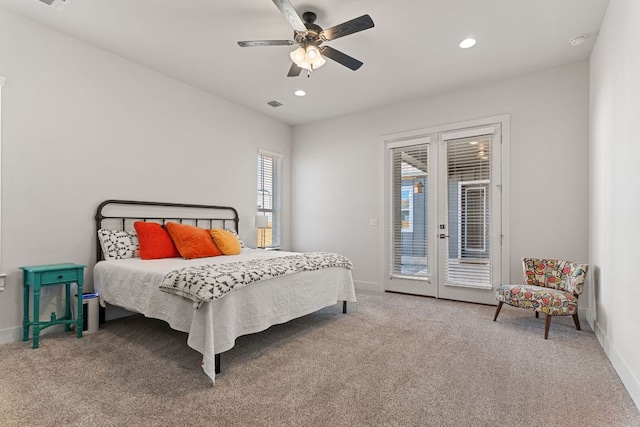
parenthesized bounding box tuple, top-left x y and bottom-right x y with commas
(290, 46, 306, 64)
(305, 45, 319, 60)
(290, 44, 326, 71)
(312, 55, 326, 69)
(305, 45, 326, 69)
(290, 47, 312, 70)
(298, 61, 312, 70)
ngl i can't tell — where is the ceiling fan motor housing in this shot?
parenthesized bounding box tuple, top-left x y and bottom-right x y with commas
(295, 12, 323, 45)
(302, 11, 317, 24)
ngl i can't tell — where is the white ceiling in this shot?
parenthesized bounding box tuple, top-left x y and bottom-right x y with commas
(0, 0, 609, 126)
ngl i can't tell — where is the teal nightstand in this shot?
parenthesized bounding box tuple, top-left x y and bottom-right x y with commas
(21, 263, 86, 349)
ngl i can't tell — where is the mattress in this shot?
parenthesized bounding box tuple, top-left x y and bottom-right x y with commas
(94, 248, 357, 383)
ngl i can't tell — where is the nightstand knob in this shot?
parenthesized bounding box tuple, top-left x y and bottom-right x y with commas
(57, 275, 63, 279)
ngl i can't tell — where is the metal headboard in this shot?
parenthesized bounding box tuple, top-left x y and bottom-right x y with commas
(95, 199, 240, 261)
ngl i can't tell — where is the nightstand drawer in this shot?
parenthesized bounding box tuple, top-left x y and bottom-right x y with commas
(40, 269, 80, 285)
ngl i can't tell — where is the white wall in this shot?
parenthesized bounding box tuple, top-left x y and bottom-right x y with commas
(291, 61, 590, 296)
(590, 0, 640, 408)
(0, 9, 291, 343)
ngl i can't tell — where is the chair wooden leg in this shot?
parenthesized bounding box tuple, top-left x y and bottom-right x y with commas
(544, 315, 552, 339)
(493, 302, 503, 321)
(572, 313, 581, 331)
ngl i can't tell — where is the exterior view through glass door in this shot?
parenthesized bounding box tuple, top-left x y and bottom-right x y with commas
(385, 123, 503, 305)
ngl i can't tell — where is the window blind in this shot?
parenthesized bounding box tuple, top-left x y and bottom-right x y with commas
(444, 135, 492, 288)
(257, 150, 282, 248)
(389, 144, 429, 279)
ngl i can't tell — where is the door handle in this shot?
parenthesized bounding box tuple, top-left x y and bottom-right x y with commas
(439, 234, 449, 239)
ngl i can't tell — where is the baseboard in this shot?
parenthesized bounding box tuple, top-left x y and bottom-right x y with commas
(594, 320, 640, 410)
(0, 326, 22, 345)
(0, 306, 135, 345)
(586, 309, 596, 330)
(578, 306, 589, 321)
(0, 324, 66, 346)
(354, 280, 382, 292)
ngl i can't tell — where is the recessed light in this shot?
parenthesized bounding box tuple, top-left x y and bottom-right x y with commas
(294, 90, 306, 97)
(459, 38, 476, 49)
(569, 35, 587, 46)
(469, 141, 479, 145)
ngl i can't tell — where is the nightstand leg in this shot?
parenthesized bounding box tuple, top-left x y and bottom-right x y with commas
(76, 282, 83, 338)
(64, 283, 71, 331)
(23, 284, 29, 341)
(32, 288, 40, 349)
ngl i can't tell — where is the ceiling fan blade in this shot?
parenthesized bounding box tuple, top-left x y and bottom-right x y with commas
(287, 63, 303, 77)
(238, 40, 295, 47)
(272, 0, 307, 34)
(319, 46, 363, 71)
(321, 14, 374, 41)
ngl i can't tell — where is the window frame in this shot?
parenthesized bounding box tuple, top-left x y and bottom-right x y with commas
(0, 76, 5, 290)
(257, 149, 282, 249)
(457, 179, 489, 257)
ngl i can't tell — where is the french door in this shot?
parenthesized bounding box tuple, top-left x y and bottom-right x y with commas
(384, 122, 503, 305)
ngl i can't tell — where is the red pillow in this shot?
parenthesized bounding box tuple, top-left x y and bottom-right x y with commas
(133, 222, 180, 260)
(165, 222, 222, 259)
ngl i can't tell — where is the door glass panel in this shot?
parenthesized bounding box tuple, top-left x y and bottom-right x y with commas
(444, 136, 492, 288)
(390, 144, 429, 278)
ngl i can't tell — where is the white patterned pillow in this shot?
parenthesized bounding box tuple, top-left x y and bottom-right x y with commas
(225, 228, 245, 248)
(97, 229, 140, 260)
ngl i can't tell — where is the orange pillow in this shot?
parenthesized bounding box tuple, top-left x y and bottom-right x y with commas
(165, 222, 222, 259)
(134, 222, 181, 260)
(210, 229, 242, 255)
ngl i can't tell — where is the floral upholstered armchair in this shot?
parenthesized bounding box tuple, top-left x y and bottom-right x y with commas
(493, 258, 588, 339)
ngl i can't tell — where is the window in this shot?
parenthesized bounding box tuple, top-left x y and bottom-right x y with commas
(458, 180, 489, 257)
(257, 149, 282, 248)
(389, 143, 429, 278)
(400, 185, 414, 232)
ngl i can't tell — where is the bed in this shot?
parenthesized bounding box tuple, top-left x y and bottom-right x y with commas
(93, 200, 356, 384)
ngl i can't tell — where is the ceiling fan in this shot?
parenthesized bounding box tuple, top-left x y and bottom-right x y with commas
(238, 0, 374, 77)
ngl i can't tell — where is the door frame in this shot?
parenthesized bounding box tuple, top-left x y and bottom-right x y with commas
(436, 124, 503, 305)
(383, 136, 438, 296)
(379, 115, 511, 303)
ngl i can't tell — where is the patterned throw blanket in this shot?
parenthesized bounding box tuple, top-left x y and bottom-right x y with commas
(159, 252, 353, 306)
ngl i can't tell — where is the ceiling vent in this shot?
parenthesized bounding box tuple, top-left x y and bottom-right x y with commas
(38, 0, 69, 11)
(267, 101, 284, 108)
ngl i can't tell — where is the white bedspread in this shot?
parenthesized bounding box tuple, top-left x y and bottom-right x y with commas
(93, 248, 357, 384)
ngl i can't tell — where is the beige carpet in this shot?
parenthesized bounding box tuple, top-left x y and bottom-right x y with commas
(0, 291, 638, 427)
